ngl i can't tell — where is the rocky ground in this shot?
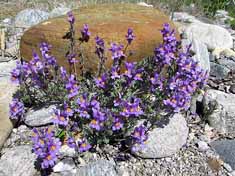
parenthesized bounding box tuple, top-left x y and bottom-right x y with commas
(0, 2, 235, 176)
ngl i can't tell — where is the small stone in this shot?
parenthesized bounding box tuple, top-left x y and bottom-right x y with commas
(197, 141, 210, 152)
(53, 158, 76, 173)
(224, 163, 233, 172)
(24, 105, 56, 127)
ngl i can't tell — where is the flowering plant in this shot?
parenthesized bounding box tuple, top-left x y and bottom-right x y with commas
(9, 12, 208, 170)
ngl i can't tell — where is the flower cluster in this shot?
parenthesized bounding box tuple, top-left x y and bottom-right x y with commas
(10, 12, 208, 171)
(32, 128, 61, 169)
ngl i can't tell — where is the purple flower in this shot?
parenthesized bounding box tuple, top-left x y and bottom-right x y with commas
(67, 11, 75, 25)
(89, 119, 103, 131)
(9, 98, 24, 119)
(10, 67, 21, 84)
(64, 103, 74, 117)
(120, 98, 143, 117)
(77, 109, 90, 119)
(92, 108, 106, 121)
(52, 108, 69, 126)
(109, 43, 125, 61)
(32, 128, 61, 169)
(112, 117, 124, 131)
(60, 66, 67, 80)
(80, 24, 91, 42)
(67, 53, 77, 65)
(40, 42, 56, 66)
(67, 137, 77, 148)
(131, 125, 148, 153)
(111, 66, 120, 79)
(95, 74, 107, 89)
(132, 125, 148, 142)
(66, 75, 79, 99)
(78, 139, 91, 152)
(126, 28, 135, 45)
(95, 36, 105, 58)
(123, 62, 135, 78)
(77, 94, 89, 109)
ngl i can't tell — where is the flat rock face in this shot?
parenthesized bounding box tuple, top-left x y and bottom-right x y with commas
(211, 140, 235, 170)
(203, 89, 235, 134)
(76, 159, 118, 176)
(20, 4, 177, 74)
(136, 113, 189, 158)
(0, 145, 37, 176)
(15, 9, 49, 27)
(0, 60, 17, 149)
(24, 105, 55, 127)
(184, 22, 233, 50)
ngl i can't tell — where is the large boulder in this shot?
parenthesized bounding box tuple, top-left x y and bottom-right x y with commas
(0, 60, 17, 149)
(181, 37, 210, 72)
(20, 4, 178, 74)
(135, 113, 189, 158)
(184, 22, 233, 50)
(15, 9, 49, 27)
(203, 89, 235, 134)
(211, 140, 235, 170)
(0, 145, 37, 176)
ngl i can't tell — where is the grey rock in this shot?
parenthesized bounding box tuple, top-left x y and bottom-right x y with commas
(76, 159, 118, 176)
(229, 84, 235, 94)
(53, 158, 76, 173)
(218, 58, 235, 72)
(136, 113, 188, 158)
(210, 62, 230, 79)
(59, 145, 76, 158)
(203, 89, 235, 134)
(49, 7, 71, 18)
(24, 105, 55, 127)
(0, 145, 37, 176)
(184, 22, 233, 50)
(173, 12, 200, 23)
(15, 9, 49, 27)
(182, 37, 210, 72)
(211, 140, 235, 170)
(224, 163, 233, 172)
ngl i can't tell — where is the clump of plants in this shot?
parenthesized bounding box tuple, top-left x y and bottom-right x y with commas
(9, 11, 208, 170)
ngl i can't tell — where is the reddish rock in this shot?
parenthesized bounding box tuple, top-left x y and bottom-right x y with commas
(20, 4, 178, 74)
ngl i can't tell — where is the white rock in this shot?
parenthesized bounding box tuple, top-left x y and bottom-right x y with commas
(59, 145, 76, 157)
(203, 89, 235, 134)
(137, 2, 153, 8)
(173, 12, 200, 23)
(49, 7, 71, 18)
(212, 48, 235, 59)
(15, 9, 49, 27)
(135, 113, 188, 158)
(184, 22, 233, 50)
(181, 37, 210, 72)
(0, 145, 37, 176)
(197, 141, 210, 152)
(53, 158, 76, 173)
